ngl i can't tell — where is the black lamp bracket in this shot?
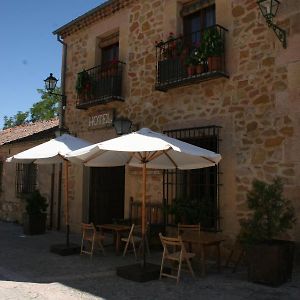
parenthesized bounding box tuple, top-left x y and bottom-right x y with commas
(266, 19, 287, 48)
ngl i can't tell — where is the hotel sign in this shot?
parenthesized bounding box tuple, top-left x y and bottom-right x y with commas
(88, 110, 114, 128)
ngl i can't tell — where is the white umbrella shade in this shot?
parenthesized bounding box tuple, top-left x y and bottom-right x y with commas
(6, 133, 91, 246)
(67, 128, 221, 265)
(7, 133, 91, 164)
(67, 128, 221, 168)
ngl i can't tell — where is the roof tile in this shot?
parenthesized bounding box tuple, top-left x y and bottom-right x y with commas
(0, 118, 59, 146)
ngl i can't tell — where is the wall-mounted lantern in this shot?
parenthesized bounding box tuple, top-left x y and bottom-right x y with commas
(44, 73, 67, 133)
(257, 0, 286, 48)
(113, 117, 132, 135)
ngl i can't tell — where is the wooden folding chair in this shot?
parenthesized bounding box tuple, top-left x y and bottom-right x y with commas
(80, 223, 105, 257)
(121, 224, 150, 259)
(159, 233, 195, 284)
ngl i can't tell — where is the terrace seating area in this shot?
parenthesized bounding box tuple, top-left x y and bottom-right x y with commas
(0, 221, 299, 299)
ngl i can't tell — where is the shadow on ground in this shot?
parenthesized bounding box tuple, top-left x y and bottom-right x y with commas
(0, 221, 299, 300)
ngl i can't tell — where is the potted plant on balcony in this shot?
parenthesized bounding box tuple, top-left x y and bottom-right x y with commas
(239, 177, 296, 286)
(23, 190, 48, 235)
(75, 69, 91, 99)
(190, 46, 207, 75)
(185, 55, 196, 77)
(201, 27, 223, 72)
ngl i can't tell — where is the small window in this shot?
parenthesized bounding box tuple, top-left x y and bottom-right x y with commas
(16, 163, 37, 195)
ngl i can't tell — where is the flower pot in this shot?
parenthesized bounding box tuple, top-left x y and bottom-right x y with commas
(187, 65, 195, 77)
(195, 64, 205, 74)
(246, 240, 295, 287)
(23, 212, 47, 235)
(207, 56, 221, 72)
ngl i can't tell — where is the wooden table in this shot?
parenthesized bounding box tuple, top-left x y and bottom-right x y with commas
(182, 235, 225, 276)
(97, 224, 130, 255)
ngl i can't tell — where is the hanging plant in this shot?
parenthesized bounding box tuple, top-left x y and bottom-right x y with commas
(75, 70, 91, 95)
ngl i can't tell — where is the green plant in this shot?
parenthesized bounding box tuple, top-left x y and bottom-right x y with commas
(201, 27, 223, 57)
(239, 178, 296, 245)
(190, 47, 206, 65)
(24, 190, 48, 215)
(75, 70, 91, 95)
(168, 197, 209, 224)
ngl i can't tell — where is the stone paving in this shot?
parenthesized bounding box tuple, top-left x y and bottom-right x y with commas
(0, 221, 299, 300)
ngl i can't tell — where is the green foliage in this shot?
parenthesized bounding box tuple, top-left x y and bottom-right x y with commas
(239, 178, 296, 245)
(30, 89, 60, 122)
(2, 88, 60, 129)
(24, 190, 48, 215)
(3, 111, 29, 129)
(75, 70, 91, 94)
(201, 27, 224, 57)
(168, 197, 208, 224)
(189, 47, 206, 65)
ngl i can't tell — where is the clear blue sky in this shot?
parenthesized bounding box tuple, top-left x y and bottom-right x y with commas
(0, 0, 105, 129)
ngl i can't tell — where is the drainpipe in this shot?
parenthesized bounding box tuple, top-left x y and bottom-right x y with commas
(56, 34, 67, 129)
(56, 34, 67, 230)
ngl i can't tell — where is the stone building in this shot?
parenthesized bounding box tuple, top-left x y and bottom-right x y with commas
(52, 0, 300, 243)
(0, 119, 59, 227)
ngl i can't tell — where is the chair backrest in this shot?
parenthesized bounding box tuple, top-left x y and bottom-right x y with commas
(159, 233, 187, 256)
(178, 223, 200, 239)
(81, 223, 96, 238)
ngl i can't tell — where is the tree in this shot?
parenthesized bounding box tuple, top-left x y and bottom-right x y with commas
(3, 111, 29, 129)
(2, 87, 60, 129)
(30, 88, 60, 122)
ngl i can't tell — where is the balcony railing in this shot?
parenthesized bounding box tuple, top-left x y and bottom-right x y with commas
(155, 25, 228, 91)
(76, 60, 125, 109)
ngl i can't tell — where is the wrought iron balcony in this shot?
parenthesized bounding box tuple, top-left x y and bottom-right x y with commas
(155, 25, 228, 91)
(76, 60, 125, 109)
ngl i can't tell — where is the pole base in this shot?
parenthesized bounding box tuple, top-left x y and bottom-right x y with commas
(50, 243, 81, 256)
(116, 263, 160, 282)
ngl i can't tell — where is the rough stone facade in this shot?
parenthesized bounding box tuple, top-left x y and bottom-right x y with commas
(0, 119, 59, 226)
(57, 0, 300, 242)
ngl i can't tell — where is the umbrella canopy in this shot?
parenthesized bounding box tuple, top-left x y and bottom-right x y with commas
(67, 128, 221, 265)
(7, 133, 91, 164)
(67, 128, 221, 168)
(6, 133, 91, 246)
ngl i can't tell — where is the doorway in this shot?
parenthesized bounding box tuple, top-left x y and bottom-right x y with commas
(89, 166, 125, 224)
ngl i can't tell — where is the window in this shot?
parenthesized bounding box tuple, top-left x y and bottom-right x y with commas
(0, 161, 3, 192)
(16, 163, 37, 195)
(163, 126, 221, 231)
(183, 3, 216, 45)
(101, 42, 119, 64)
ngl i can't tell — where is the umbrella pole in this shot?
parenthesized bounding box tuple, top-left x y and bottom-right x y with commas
(142, 162, 147, 268)
(64, 160, 70, 246)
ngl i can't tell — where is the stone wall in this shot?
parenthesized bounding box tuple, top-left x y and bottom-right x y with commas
(0, 140, 59, 226)
(62, 0, 300, 241)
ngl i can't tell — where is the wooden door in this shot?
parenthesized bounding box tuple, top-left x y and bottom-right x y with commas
(89, 166, 125, 224)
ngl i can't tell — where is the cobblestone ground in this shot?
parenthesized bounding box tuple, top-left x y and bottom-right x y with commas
(0, 221, 299, 300)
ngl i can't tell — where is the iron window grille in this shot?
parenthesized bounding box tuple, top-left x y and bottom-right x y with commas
(16, 163, 37, 195)
(163, 126, 221, 231)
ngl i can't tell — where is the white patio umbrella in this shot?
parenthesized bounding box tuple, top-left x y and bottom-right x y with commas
(67, 128, 221, 265)
(7, 133, 91, 251)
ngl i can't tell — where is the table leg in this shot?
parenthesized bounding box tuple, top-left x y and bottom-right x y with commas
(116, 232, 120, 255)
(216, 243, 221, 272)
(200, 245, 206, 276)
